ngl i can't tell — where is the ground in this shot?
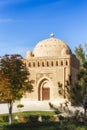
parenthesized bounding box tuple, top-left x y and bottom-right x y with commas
(0, 98, 84, 115)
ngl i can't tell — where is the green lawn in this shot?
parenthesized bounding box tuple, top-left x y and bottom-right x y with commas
(21, 111, 55, 116)
(0, 122, 87, 130)
(0, 111, 87, 130)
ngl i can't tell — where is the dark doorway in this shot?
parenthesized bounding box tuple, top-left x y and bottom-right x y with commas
(42, 87, 50, 100)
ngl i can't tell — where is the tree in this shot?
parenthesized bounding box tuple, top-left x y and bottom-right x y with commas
(74, 44, 87, 104)
(0, 54, 33, 125)
(75, 44, 86, 67)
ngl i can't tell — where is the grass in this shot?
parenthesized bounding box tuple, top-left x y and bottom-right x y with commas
(1, 122, 87, 130)
(0, 111, 87, 130)
(21, 111, 55, 116)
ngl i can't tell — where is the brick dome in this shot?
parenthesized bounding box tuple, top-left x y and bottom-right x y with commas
(33, 35, 72, 57)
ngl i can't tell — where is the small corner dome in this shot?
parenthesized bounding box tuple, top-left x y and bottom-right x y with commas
(26, 51, 34, 58)
(33, 34, 72, 57)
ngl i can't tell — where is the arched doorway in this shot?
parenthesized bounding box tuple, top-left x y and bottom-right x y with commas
(38, 78, 52, 101)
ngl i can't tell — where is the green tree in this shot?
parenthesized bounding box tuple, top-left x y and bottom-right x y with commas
(0, 54, 33, 125)
(74, 44, 87, 104)
(75, 44, 86, 67)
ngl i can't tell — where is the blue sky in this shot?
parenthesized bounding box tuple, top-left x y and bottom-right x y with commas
(0, 0, 87, 56)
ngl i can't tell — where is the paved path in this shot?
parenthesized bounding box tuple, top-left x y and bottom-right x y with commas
(0, 101, 51, 114)
(0, 99, 84, 114)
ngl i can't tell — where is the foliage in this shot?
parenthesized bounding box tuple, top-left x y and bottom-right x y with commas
(1, 121, 87, 130)
(0, 72, 11, 102)
(74, 44, 87, 104)
(17, 104, 24, 108)
(58, 80, 72, 100)
(0, 54, 33, 102)
(0, 54, 33, 125)
(0, 114, 9, 122)
(49, 102, 61, 114)
(0, 111, 87, 130)
(75, 44, 86, 67)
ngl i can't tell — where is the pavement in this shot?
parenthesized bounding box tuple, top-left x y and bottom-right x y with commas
(0, 101, 51, 114)
(0, 98, 84, 114)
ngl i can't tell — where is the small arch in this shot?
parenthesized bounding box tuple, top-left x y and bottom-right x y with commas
(29, 62, 31, 67)
(51, 61, 53, 66)
(33, 62, 35, 67)
(37, 62, 40, 67)
(47, 61, 49, 67)
(66, 61, 68, 66)
(42, 62, 45, 67)
(56, 61, 58, 66)
(61, 61, 63, 66)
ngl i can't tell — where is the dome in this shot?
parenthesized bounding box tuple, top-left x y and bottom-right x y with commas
(33, 34, 72, 57)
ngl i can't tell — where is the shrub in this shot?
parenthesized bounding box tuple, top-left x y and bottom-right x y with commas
(58, 115, 65, 121)
(0, 115, 9, 122)
(76, 127, 86, 130)
(66, 124, 76, 130)
(41, 115, 54, 122)
(17, 104, 24, 108)
(29, 115, 39, 122)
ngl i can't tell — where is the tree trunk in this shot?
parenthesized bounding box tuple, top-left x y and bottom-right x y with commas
(8, 102, 13, 125)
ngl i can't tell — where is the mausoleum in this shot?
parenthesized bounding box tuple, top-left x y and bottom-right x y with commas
(23, 34, 79, 102)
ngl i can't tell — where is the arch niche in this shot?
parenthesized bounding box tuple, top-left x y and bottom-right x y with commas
(38, 78, 53, 101)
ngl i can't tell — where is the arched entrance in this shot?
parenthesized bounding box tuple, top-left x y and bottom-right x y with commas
(38, 78, 53, 101)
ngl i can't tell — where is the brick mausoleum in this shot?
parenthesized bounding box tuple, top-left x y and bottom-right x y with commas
(23, 34, 79, 102)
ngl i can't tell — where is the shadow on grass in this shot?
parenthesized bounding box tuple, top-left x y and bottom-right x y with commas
(3, 122, 58, 130)
(3, 122, 87, 130)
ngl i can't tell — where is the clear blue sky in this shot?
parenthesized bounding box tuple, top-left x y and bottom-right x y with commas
(0, 0, 87, 56)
